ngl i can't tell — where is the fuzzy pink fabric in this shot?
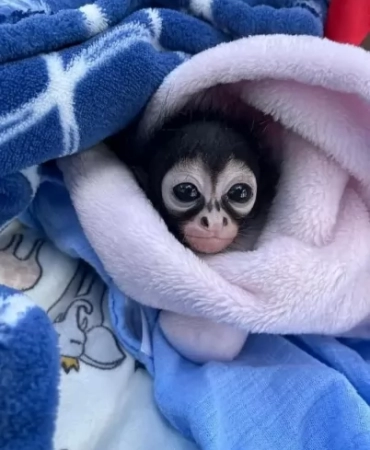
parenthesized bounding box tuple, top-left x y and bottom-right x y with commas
(59, 35, 370, 362)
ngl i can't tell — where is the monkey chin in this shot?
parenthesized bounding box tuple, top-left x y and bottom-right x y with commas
(185, 235, 235, 254)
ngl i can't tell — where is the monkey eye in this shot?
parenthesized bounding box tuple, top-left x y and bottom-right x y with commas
(227, 183, 252, 204)
(173, 183, 200, 202)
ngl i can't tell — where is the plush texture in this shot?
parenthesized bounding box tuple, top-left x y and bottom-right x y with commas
(0, 286, 59, 450)
(58, 35, 370, 363)
(0, 0, 327, 230)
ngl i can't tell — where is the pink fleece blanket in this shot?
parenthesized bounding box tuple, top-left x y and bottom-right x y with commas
(59, 35, 370, 362)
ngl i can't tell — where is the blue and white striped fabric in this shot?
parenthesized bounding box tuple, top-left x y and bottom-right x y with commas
(0, 1, 330, 449)
(0, 0, 328, 228)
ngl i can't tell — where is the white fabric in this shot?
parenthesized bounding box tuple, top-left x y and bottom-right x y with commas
(0, 222, 195, 450)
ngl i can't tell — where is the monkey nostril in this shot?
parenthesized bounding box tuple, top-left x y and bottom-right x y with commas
(223, 217, 228, 226)
(200, 217, 209, 228)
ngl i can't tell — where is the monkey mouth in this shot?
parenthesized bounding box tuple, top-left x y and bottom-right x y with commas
(184, 234, 235, 254)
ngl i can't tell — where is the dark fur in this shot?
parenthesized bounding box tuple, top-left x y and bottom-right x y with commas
(108, 110, 280, 250)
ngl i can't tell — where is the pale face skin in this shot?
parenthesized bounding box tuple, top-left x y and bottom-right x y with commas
(161, 158, 258, 254)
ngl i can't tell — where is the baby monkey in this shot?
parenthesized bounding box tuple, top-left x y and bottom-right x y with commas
(110, 110, 278, 254)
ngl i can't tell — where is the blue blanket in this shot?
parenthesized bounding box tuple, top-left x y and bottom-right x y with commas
(0, 1, 351, 449)
(0, 0, 328, 226)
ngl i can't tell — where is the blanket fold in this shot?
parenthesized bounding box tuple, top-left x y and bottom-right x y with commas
(59, 34, 370, 362)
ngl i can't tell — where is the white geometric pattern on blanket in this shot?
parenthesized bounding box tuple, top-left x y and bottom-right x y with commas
(0, 20, 159, 155)
(80, 4, 109, 36)
(189, 0, 213, 21)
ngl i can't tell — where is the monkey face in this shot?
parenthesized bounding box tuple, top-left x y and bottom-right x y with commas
(108, 109, 277, 254)
(138, 112, 269, 254)
(161, 157, 258, 254)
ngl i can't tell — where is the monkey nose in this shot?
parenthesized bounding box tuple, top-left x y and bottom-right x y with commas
(200, 217, 209, 228)
(200, 216, 228, 230)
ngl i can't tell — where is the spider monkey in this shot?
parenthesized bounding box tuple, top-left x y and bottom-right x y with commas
(108, 109, 279, 254)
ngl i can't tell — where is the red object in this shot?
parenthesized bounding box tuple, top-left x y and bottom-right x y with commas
(325, 0, 370, 46)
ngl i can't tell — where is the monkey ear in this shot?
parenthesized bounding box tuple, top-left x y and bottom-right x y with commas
(131, 166, 149, 191)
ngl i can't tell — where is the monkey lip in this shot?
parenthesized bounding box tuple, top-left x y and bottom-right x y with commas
(185, 234, 235, 254)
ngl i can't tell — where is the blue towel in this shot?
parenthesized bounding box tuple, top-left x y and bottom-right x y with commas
(0, 1, 335, 449)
